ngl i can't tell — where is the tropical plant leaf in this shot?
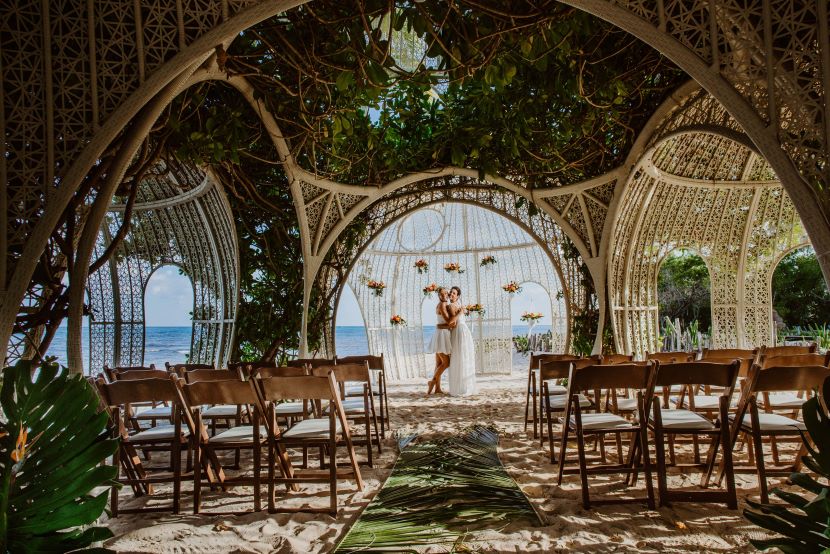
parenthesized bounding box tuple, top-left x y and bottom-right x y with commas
(334, 425, 540, 552)
(0, 359, 118, 553)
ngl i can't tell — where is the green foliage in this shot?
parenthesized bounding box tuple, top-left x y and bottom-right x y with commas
(658, 250, 712, 330)
(743, 376, 830, 553)
(334, 426, 540, 552)
(773, 247, 830, 328)
(0, 359, 118, 553)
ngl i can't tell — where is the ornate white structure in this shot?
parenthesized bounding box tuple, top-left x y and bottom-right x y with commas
(341, 203, 568, 380)
(2, 2, 829, 370)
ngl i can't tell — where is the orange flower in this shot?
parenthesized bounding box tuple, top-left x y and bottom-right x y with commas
(10, 423, 28, 463)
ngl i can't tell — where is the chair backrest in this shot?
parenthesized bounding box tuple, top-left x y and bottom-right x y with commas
(653, 361, 740, 391)
(337, 354, 384, 371)
(165, 362, 214, 376)
(178, 378, 257, 407)
(104, 364, 156, 380)
(538, 360, 572, 381)
(228, 360, 276, 374)
(760, 343, 818, 357)
(569, 362, 655, 395)
(759, 352, 830, 369)
(646, 351, 695, 363)
(183, 368, 241, 383)
(529, 353, 579, 371)
(257, 374, 337, 402)
(701, 348, 757, 361)
(602, 353, 634, 364)
(98, 376, 180, 406)
(251, 365, 308, 378)
(287, 358, 336, 369)
(748, 364, 830, 393)
(312, 363, 370, 383)
(114, 368, 171, 381)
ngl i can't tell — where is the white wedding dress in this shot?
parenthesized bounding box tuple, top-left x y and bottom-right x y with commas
(448, 305, 477, 396)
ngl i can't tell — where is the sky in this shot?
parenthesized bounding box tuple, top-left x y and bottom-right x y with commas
(336, 281, 554, 327)
(144, 265, 194, 326)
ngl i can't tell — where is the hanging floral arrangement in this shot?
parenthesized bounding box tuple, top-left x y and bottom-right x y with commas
(444, 262, 464, 274)
(422, 282, 440, 297)
(520, 311, 544, 322)
(480, 255, 497, 267)
(502, 281, 522, 294)
(367, 280, 386, 297)
(465, 303, 486, 316)
(413, 259, 429, 274)
(389, 314, 407, 327)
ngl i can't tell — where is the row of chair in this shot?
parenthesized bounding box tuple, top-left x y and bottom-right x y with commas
(94, 357, 388, 517)
(529, 346, 829, 508)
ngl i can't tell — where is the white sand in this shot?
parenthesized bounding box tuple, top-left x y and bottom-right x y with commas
(104, 367, 780, 553)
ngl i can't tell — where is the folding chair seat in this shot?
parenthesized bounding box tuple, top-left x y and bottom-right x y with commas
(556, 362, 658, 509)
(97, 376, 191, 516)
(337, 354, 390, 438)
(255, 372, 363, 515)
(176, 377, 268, 514)
(716, 362, 830, 503)
(649, 361, 740, 508)
(524, 353, 580, 439)
(313, 362, 381, 467)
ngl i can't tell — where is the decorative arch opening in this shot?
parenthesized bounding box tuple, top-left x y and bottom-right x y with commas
(143, 264, 195, 367)
(656, 248, 712, 351)
(333, 283, 370, 357)
(335, 201, 571, 381)
(771, 246, 830, 346)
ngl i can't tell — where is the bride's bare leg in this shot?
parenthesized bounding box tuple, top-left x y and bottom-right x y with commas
(428, 354, 440, 394)
(433, 354, 449, 393)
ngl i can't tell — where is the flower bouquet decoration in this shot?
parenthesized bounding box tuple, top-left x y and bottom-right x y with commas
(480, 255, 497, 268)
(444, 262, 464, 274)
(502, 281, 522, 295)
(422, 282, 440, 297)
(413, 259, 429, 274)
(520, 311, 544, 323)
(389, 314, 407, 327)
(465, 303, 486, 317)
(367, 280, 386, 297)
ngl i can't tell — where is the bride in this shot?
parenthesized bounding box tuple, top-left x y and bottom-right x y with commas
(446, 286, 477, 396)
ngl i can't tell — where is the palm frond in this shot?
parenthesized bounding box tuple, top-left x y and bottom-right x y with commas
(335, 425, 540, 552)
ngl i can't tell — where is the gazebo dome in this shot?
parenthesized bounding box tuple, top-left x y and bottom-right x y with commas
(341, 202, 569, 381)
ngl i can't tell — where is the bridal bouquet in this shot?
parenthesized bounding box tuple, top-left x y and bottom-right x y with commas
(367, 280, 386, 297)
(422, 282, 440, 297)
(479, 255, 497, 267)
(502, 281, 522, 294)
(520, 311, 544, 322)
(413, 259, 429, 274)
(389, 314, 407, 327)
(444, 262, 464, 274)
(465, 303, 486, 316)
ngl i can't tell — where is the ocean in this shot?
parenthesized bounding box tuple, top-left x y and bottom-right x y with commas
(45, 324, 552, 369)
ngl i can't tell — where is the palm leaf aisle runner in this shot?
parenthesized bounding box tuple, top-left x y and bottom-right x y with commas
(335, 425, 541, 552)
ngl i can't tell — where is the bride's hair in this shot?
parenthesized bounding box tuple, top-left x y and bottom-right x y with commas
(451, 286, 462, 298)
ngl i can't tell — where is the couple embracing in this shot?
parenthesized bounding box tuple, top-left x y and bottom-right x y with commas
(427, 286, 477, 396)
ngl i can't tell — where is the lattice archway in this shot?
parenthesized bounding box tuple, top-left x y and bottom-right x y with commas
(86, 161, 239, 372)
(335, 202, 570, 381)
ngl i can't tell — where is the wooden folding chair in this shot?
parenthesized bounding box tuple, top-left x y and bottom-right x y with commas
(539, 359, 595, 462)
(759, 343, 818, 358)
(337, 354, 390, 439)
(313, 362, 381, 467)
(717, 362, 830, 503)
(287, 358, 336, 369)
(183, 368, 247, 435)
(524, 353, 580, 438)
(249, 366, 312, 426)
(556, 362, 657, 509)
(646, 352, 696, 408)
(228, 360, 276, 375)
(165, 362, 214, 376)
(104, 364, 157, 382)
(97, 376, 191, 516)
(176, 378, 267, 514)
(650, 361, 740, 508)
(112, 368, 175, 429)
(255, 372, 363, 515)
(603, 353, 634, 364)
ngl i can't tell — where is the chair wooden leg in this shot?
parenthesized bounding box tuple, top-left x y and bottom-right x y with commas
(193, 442, 202, 514)
(546, 408, 556, 463)
(720, 401, 737, 509)
(172, 440, 182, 514)
(531, 372, 539, 439)
(653, 400, 668, 507)
(524, 371, 532, 433)
(574, 410, 590, 509)
(640, 423, 656, 510)
(111, 449, 120, 517)
(268, 438, 276, 513)
(748, 400, 769, 504)
(254, 442, 262, 512)
(329, 435, 337, 516)
(365, 411, 374, 468)
(615, 432, 624, 464)
(556, 421, 570, 485)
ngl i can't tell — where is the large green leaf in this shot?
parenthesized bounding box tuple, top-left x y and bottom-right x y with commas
(0, 360, 118, 553)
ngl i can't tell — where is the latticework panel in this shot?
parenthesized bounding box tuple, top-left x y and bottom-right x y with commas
(86, 163, 238, 373)
(343, 203, 568, 381)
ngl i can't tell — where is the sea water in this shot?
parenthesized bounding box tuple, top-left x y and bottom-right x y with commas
(44, 325, 551, 369)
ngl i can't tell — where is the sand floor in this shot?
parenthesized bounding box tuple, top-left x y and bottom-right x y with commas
(104, 370, 782, 553)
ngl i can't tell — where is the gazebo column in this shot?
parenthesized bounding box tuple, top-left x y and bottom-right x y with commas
(584, 256, 608, 356)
